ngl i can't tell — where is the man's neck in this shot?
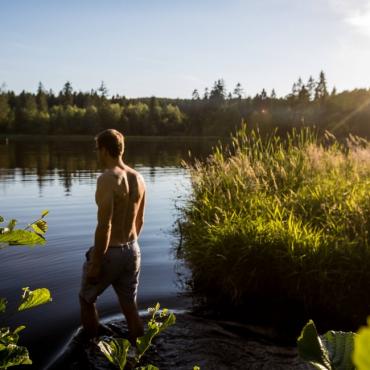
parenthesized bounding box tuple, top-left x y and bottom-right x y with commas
(103, 157, 125, 170)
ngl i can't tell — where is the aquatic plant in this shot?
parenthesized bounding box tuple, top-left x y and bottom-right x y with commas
(298, 317, 370, 370)
(0, 212, 51, 369)
(177, 123, 370, 326)
(98, 303, 176, 370)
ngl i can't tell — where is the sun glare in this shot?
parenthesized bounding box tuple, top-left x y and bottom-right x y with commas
(346, 7, 370, 37)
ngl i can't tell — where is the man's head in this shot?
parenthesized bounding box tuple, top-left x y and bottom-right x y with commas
(95, 129, 125, 159)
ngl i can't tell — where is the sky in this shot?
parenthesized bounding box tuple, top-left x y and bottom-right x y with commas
(1, 0, 370, 98)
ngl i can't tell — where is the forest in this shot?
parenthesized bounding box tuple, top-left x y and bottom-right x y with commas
(0, 71, 369, 139)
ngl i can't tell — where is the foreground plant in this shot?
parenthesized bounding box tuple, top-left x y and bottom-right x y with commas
(298, 318, 370, 370)
(98, 303, 176, 370)
(0, 212, 51, 369)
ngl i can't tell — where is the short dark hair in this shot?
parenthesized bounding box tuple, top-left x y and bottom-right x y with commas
(95, 129, 124, 158)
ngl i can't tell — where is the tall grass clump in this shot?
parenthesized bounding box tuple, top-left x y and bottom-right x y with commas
(177, 123, 370, 329)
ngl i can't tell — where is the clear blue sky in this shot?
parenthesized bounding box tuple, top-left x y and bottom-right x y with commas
(1, 0, 370, 98)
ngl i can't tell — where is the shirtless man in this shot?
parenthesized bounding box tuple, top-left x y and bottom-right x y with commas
(79, 129, 145, 343)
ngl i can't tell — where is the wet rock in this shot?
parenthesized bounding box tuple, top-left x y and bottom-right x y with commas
(47, 314, 311, 370)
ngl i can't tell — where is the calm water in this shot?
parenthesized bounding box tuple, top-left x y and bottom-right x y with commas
(0, 137, 216, 369)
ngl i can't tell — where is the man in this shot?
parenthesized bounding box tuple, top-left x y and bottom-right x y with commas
(79, 129, 145, 343)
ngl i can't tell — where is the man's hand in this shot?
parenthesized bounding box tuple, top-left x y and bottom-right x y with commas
(86, 263, 101, 284)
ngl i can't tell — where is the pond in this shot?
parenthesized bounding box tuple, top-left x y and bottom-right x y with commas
(0, 136, 217, 369)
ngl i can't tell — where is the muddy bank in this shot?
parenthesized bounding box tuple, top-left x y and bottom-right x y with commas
(47, 313, 311, 370)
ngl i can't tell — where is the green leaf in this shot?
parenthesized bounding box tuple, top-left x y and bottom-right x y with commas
(30, 223, 46, 237)
(158, 312, 176, 334)
(0, 230, 45, 246)
(0, 298, 7, 314)
(0, 326, 25, 347)
(35, 220, 48, 233)
(193, 367, 201, 370)
(41, 210, 49, 218)
(0, 216, 4, 223)
(136, 326, 160, 359)
(0, 342, 32, 368)
(135, 365, 159, 370)
(297, 320, 332, 370)
(322, 330, 355, 370)
(6, 220, 17, 232)
(353, 317, 370, 370)
(97, 338, 131, 370)
(18, 288, 52, 312)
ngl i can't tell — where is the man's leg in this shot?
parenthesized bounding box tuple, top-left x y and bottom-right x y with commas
(79, 295, 99, 338)
(118, 298, 144, 344)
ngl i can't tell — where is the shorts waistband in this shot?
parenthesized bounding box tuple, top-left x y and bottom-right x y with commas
(108, 240, 137, 248)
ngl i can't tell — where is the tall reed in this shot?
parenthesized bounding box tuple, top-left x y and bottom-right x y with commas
(177, 123, 370, 328)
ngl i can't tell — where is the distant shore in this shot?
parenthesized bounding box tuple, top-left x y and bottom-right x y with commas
(0, 134, 223, 142)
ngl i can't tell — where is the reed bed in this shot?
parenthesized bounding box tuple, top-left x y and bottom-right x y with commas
(177, 124, 370, 329)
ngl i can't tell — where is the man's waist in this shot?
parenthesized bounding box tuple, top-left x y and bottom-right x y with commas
(108, 240, 137, 248)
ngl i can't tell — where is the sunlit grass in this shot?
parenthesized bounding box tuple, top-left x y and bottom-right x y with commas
(177, 123, 370, 326)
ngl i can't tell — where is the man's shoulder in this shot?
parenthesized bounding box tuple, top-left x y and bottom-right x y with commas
(97, 171, 117, 188)
(124, 165, 145, 186)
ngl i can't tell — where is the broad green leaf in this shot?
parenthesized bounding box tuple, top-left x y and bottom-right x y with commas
(6, 220, 17, 232)
(30, 223, 46, 237)
(0, 342, 32, 368)
(41, 210, 49, 218)
(322, 330, 355, 370)
(18, 288, 52, 312)
(193, 367, 201, 370)
(0, 298, 7, 314)
(136, 327, 160, 359)
(97, 338, 131, 370)
(135, 365, 159, 370)
(297, 320, 332, 370)
(0, 230, 45, 246)
(353, 318, 370, 370)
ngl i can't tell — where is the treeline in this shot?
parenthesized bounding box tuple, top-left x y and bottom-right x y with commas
(0, 72, 369, 138)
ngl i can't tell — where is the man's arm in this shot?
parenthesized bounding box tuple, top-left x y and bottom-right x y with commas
(135, 190, 145, 237)
(88, 175, 113, 281)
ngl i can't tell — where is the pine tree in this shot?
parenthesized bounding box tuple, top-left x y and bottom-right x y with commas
(210, 79, 226, 101)
(98, 81, 108, 98)
(314, 71, 328, 101)
(203, 87, 209, 100)
(192, 89, 200, 100)
(306, 76, 316, 101)
(233, 82, 243, 99)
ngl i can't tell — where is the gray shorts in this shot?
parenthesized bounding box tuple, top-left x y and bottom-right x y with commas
(79, 241, 141, 304)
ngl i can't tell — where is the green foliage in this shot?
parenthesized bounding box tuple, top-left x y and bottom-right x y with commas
(0, 327, 32, 369)
(136, 303, 176, 361)
(353, 318, 370, 370)
(297, 320, 331, 369)
(98, 338, 130, 370)
(2, 72, 370, 138)
(297, 320, 355, 370)
(177, 124, 370, 323)
(0, 212, 50, 369)
(98, 303, 176, 370)
(0, 300, 6, 314)
(0, 211, 49, 246)
(17, 287, 52, 312)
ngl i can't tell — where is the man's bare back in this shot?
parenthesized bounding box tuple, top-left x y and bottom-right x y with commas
(96, 165, 146, 247)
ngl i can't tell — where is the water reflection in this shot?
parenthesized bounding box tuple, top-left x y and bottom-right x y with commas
(0, 137, 217, 194)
